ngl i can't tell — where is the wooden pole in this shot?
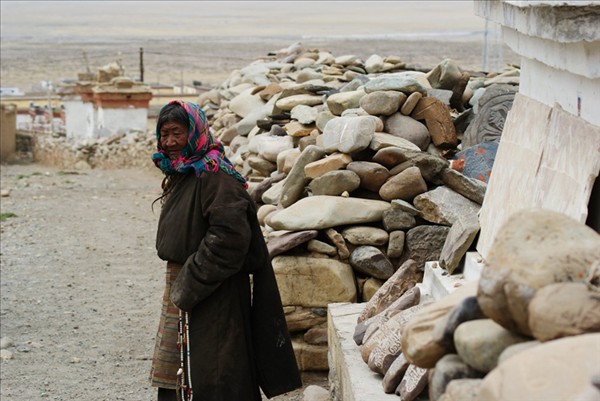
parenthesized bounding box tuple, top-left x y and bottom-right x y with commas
(140, 47, 144, 82)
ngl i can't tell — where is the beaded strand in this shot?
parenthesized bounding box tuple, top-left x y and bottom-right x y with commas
(177, 310, 194, 401)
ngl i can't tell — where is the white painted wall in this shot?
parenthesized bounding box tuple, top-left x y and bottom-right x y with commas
(519, 57, 600, 126)
(63, 100, 94, 140)
(475, 1, 600, 127)
(95, 107, 147, 138)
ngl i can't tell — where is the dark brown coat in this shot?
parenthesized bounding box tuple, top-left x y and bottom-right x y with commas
(156, 170, 301, 400)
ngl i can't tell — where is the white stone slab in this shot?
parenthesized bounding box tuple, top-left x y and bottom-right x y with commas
(327, 303, 405, 401)
(477, 94, 600, 258)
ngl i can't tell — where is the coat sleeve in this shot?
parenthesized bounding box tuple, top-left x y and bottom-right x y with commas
(170, 172, 252, 312)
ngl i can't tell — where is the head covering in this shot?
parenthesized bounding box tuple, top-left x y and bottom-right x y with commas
(152, 100, 247, 187)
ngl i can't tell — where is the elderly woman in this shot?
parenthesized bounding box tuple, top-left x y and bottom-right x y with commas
(149, 100, 301, 401)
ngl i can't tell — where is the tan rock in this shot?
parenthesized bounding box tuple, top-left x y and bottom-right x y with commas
(346, 161, 390, 192)
(528, 282, 600, 342)
(285, 121, 315, 137)
(476, 333, 600, 401)
(276, 94, 324, 111)
(401, 282, 478, 368)
(411, 97, 457, 148)
(357, 259, 420, 323)
(400, 92, 423, 116)
(304, 323, 328, 345)
(272, 256, 356, 307)
(325, 228, 350, 260)
(362, 278, 383, 302)
(292, 338, 328, 371)
(379, 166, 428, 202)
(284, 306, 327, 332)
(304, 152, 353, 180)
(477, 209, 600, 336)
(341, 226, 389, 246)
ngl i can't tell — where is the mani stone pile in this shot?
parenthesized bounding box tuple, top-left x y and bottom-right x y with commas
(196, 41, 522, 374)
(356, 209, 600, 401)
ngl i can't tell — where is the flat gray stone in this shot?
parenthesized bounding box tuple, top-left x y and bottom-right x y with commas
(349, 246, 395, 280)
(414, 186, 481, 226)
(269, 195, 392, 231)
(439, 213, 480, 274)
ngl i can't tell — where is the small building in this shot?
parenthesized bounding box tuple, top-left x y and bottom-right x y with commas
(1, 103, 17, 163)
(91, 77, 152, 138)
(61, 77, 152, 139)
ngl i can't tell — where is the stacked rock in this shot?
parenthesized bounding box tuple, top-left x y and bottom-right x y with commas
(356, 209, 600, 400)
(194, 42, 519, 372)
(32, 129, 156, 170)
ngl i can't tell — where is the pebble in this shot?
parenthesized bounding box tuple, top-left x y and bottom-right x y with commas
(0, 337, 14, 349)
(16, 344, 30, 353)
(0, 349, 13, 361)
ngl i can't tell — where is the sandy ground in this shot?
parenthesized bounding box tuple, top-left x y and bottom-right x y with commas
(0, 163, 328, 400)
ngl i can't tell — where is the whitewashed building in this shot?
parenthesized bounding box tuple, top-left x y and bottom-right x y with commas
(62, 77, 152, 140)
(474, 0, 600, 257)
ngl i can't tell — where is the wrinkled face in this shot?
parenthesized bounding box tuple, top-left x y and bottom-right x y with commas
(160, 121, 188, 160)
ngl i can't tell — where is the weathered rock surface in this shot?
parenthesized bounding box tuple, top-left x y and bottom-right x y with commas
(528, 282, 600, 342)
(454, 319, 530, 373)
(401, 282, 477, 368)
(379, 166, 428, 202)
(428, 354, 483, 401)
(476, 334, 600, 401)
(439, 213, 480, 274)
(268, 195, 391, 231)
(413, 186, 481, 226)
(272, 256, 357, 307)
(405, 225, 450, 269)
(308, 170, 361, 196)
(357, 260, 420, 323)
(267, 230, 319, 257)
(321, 116, 376, 153)
(478, 209, 600, 336)
(349, 246, 395, 280)
(341, 226, 389, 246)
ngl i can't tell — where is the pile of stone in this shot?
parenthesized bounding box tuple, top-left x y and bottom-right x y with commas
(32, 129, 156, 170)
(194, 42, 519, 371)
(356, 208, 600, 400)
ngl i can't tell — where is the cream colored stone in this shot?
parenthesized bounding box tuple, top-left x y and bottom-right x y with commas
(272, 256, 357, 307)
(268, 195, 391, 231)
(478, 208, 600, 335)
(362, 278, 383, 302)
(292, 339, 328, 371)
(401, 282, 478, 368)
(476, 334, 600, 401)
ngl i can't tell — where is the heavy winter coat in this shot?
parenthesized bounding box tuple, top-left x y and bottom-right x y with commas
(156, 170, 301, 400)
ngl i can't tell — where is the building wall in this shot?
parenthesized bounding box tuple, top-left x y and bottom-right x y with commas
(518, 57, 600, 126)
(95, 107, 148, 137)
(1, 104, 17, 163)
(474, 0, 600, 257)
(63, 100, 94, 140)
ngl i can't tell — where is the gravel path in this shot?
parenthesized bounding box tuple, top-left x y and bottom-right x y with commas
(0, 163, 327, 401)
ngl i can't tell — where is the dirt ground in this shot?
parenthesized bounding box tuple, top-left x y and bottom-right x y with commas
(0, 163, 327, 400)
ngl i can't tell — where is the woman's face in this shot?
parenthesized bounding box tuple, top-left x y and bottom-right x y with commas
(160, 121, 188, 160)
